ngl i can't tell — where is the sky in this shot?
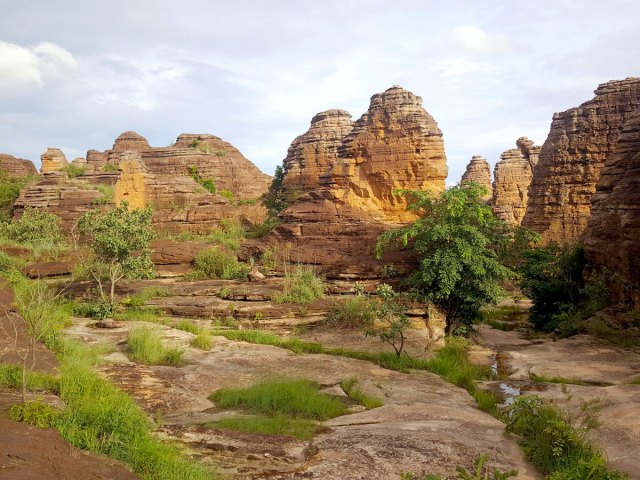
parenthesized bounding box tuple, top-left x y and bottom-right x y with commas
(1, 0, 639, 184)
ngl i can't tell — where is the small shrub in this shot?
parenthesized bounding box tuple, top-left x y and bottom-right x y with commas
(73, 300, 114, 320)
(189, 247, 249, 280)
(60, 164, 86, 178)
(189, 165, 217, 194)
(5, 207, 63, 249)
(9, 399, 60, 428)
(102, 164, 119, 172)
(246, 217, 281, 239)
(326, 296, 376, 328)
(219, 189, 234, 201)
(91, 184, 114, 205)
(272, 266, 325, 304)
(191, 331, 213, 350)
(127, 327, 183, 365)
(205, 415, 323, 440)
(0, 169, 36, 220)
(365, 284, 411, 358)
(209, 379, 346, 420)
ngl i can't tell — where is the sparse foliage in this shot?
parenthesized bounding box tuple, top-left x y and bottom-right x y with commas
(365, 284, 411, 358)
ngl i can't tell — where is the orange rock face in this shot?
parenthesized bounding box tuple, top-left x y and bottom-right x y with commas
(282, 109, 354, 194)
(461, 155, 492, 201)
(40, 148, 68, 173)
(15, 132, 271, 234)
(244, 86, 448, 279)
(491, 137, 540, 225)
(583, 108, 640, 308)
(0, 154, 37, 177)
(523, 78, 640, 243)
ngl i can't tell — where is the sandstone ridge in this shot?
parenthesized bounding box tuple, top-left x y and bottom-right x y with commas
(461, 155, 492, 201)
(0, 154, 37, 177)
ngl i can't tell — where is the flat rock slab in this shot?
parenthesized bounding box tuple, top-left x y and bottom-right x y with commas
(64, 320, 539, 479)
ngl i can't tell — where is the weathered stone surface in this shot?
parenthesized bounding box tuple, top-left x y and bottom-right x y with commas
(0, 153, 37, 177)
(150, 239, 210, 277)
(523, 78, 640, 243)
(282, 109, 354, 193)
(461, 155, 492, 201)
(24, 261, 74, 279)
(584, 108, 640, 308)
(491, 137, 540, 225)
(245, 86, 448, 279)
(40, 147, 68, 173)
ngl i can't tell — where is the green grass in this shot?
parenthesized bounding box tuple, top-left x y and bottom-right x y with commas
(325, 296, 377, 328)
(127, 327, 184, 365)
(630, 376, 640, 385)
(60, 164, 87, 178)
(209, 379, 346, 420)
(481, 305, 529, 331)
(472, 389, 501, 417)
(424, 337, 489, 393)
(340, 378, 383, 409)
(187, 247, 249, 280)
(175, 319, 200, 334)
(91, 184, 114, 205)
(204, 415, 324, 440)
(0, 364, 60, 393)
(9, 399, 60, 428)
(190, 331, 213, 350)
(121, 287, 173, 308)
(272, 266, 326, 304)
(112, 307, 163, 323)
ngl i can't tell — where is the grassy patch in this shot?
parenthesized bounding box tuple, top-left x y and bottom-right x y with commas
(204, 415, 324, 441)
(272, 266, 326, 304)
(121, 287, 172, 308)
(209, 379, 346, 420)
(60, 164, 87, 178)
(127, 327, 183, 365)
(472, 389, 501, 416)
(188, 247, 249, 280)
(0, 364, 59, 393)
(190, 331, 213, 350)
(424, 337, 489, 393)
(113, 307, 164, 323)
(9, 399, 60, 428)
(91, 184, 114, 205)
(530, 374, 591, 386)
(325, 296, 376, 328)
(175, 319, 200, 334)
(505, 395, 627, 478)
(340, 378, 383, 409)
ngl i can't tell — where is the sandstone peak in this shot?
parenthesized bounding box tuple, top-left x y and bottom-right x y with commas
(461, 155, 491, 201)
(40, 147, 68, 173)
(0, 154, 37, 177)
(523, 77, 640, 243)
(112, 131, 151, 152)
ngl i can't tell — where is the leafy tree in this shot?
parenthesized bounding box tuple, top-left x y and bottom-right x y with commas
(77, 202, 155, 305)
(4, 207, 64, 248)
(376, 183, 514, 334)
(261, 165, 289, 217)
(365, 283, 411, 358)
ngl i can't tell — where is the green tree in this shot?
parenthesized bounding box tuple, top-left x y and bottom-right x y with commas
(0, 168, 35, 223)
(365, 283, 411, 358)
(261, 165, 289, 216)
(78, 202, 155, 305)
(376, 183, 514, 334)
(4, 207, 63, 248)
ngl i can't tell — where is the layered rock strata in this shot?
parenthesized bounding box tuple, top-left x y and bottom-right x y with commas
(461, 155, 492, 201)
(491, 137, 540, 225)
(0, 154, 37, 177)
(282, 109, 354, 193)
(523, 78, 640, 243)
(40, 148, 68, 173)
(584, 108, 640, 308)
(244, 86, 448, 279)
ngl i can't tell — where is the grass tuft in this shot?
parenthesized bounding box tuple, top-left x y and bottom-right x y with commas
(9, 399, 60, 428)
(0, 364, 60, 393)
(190, 331, 213, 350)
(209, 379, 346, 420)
(326, 296, 377, 328)
(272, 266, 325, 305)
(340, 377, 383, 409)
(127, 326, 183, 365)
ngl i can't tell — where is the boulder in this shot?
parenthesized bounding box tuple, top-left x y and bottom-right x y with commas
(40, 148, 68, 173)
(0, 154, 37, 177)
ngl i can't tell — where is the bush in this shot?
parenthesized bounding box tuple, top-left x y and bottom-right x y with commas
(9, 399, 60, 428)
(60, 164, 86, 178)
(127, 327, 183, 365)
(326, 296, 376, 328)
(209, 379, 346, 420)
(73, 300, 113, 320)
(0, 169, 35, 221)
(272, 266, 325, 304)
(189, 247, 249, 280)
(5, 207, 63, 249)
(188, 165, 216, 194)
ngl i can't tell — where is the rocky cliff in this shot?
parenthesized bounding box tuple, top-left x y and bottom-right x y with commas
(461, 155, 491, 201)
(583, 107, 640, 308)
(523, 78, 640, 243)
(40, 148, 68, 173)
(243, 85, 448, 278)
(491, 137, 540, 225)
(14, 132, 271, 233)
(0, 154, 37, 178)
(281, 109, 354, 194)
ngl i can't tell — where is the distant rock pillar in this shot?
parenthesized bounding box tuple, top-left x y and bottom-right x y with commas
(114, 152, 147, 209)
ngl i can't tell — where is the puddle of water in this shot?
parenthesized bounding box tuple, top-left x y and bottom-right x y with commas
(499, 383, 521, 406)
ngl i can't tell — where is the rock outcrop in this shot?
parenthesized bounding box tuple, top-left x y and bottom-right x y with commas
(0, 154, 37, 177)
(282, 109, 354, 193)
(491, 137, 540, 225)
(40, 148, 68, 173)
(14, 132, 272, 234)
(584, 107, 640, 308)
(244, 86, 448, 278)
(523, 78, 640, 243)
(461, 155, 492, 201)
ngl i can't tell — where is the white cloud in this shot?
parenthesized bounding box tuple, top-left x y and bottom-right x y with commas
(0, 41, 76, 91)
(431, 57, 481, 78)
(453, 26, 512, 54)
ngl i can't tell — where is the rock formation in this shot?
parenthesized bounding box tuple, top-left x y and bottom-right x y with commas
(461, 155, 491, 201)
(40, 148, 68, 173)
(282, 109, 354, 193)
(523, 77, 640, 243)
(0, 154, 37, 177)
(243, 85, 448, 278)
(491, 137, 540, 225)
(584, 107, 640, 308)
(15, 132, 271, 234)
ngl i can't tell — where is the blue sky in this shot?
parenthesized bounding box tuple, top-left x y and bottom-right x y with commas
(1, 0, 638, 183)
